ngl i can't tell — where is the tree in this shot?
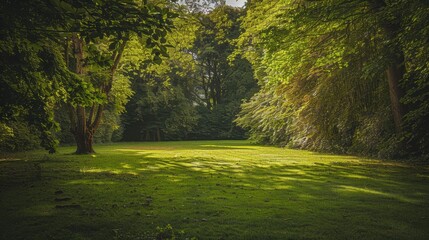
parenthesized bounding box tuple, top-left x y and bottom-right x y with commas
(122, 75, 198, 141)
(62, 0, 175, 153)
(1, 0, 176, 153)
(120, 4, 257, 141)
(54, 71, 132, 145)
(1, 0, 77, 152)
(121, 14, 199, 141)
(190, 5, 258, 139)
(236, 0, 429, 157)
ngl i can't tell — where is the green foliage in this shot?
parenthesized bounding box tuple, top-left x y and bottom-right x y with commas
(55, 71, 132, 145)
(235, 0, 429, 159)
(235, 84, 293, 146)
(399, 1, 429, 157)
(93, 110, 123, 143)
(122, 75, 198, 141)
(0, 122, 41, 152)
(53, 105, 75, 145)
(120, 16, 199, 141)
(4, 0, 427, 158)
(0, 123, 14, 143)
(91, 72, 133, 143)
(187, 5, 257, 140)
(0, 37, 63, 152)
(1, 0, 177, 153)
(155, 224, 181, 240)
(120, 6, 256, 142)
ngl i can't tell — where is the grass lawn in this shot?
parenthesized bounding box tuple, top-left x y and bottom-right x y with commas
(1, 140, 429, 239)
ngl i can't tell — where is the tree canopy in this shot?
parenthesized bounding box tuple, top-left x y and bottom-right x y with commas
(1, 0, 428, 159)
(1, 0, 176, 153)
(235, 0, 429, 158)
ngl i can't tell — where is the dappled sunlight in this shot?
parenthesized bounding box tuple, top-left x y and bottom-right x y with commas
(188, 166, 216, 173)
(120, 163, 133, 169)
(135, 161, 181, 172)
(198, 144, 257, 150)
(285, 169, 308, 175)
(68, 179, 117, 185)
(275, 176, 324, 183)
(0, 158, 22, 162)
(114, 149, 158, 155)
(335, 185, 420, 204)
(345, 173, 370, 179)
(417, 173, 429, 179)
(168, 177, 187, 183)
(2, 140, 429, 240)
(74, 143, 429, 208)
(80, 167, 138, 176)
(115, 148, 141, 152)
(20, 204, 55, 217)
(269, 185, 293, 190)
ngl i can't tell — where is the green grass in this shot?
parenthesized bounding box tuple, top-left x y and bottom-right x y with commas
(1, 140, 429, 239)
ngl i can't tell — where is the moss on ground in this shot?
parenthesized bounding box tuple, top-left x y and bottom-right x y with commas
(1, 140, 429, 239)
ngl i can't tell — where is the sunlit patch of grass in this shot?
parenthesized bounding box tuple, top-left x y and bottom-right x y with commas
(1, 140, 429, 239)
(68, 180, 118, 185)
(335, 185, 420, 204)
(80, 167, 139, 176)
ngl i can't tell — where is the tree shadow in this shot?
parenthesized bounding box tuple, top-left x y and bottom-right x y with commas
(1, 148, 429, 239)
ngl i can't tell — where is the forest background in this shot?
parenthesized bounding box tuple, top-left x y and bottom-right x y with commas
(1, 0, 428, 160)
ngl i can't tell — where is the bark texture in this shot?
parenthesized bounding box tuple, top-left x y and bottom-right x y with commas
(386, 62, 405, 132)
(66, 34, 127, 154)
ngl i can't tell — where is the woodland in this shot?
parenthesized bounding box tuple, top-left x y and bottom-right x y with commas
(1, 0, 429, 159)
(1, 0, 429, 239)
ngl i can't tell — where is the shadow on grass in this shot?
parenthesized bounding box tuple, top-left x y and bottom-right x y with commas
(1, 146, 429, 239)
(118, 144, 256, 151)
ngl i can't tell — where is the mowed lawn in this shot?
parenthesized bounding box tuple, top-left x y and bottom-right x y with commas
(1, 140, 429, 239)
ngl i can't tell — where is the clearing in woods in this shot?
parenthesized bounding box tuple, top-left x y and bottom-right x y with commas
(1, 140, 429, 239)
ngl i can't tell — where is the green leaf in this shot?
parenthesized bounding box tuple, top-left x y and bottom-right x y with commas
(109, 42, 118, 50)
(146, 38, 155, 48)
(153, 55, 162, 65)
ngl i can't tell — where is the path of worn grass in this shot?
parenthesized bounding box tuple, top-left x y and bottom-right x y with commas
(1, 140, 429, 239)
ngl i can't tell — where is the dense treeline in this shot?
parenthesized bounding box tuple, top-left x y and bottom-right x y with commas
(1, 0, 176, 153)
(120, 4, 257, 141)
(1, 0, 256, 153)
(1, 0, 428, 159)
(53, 2, 257, 144)
(235, 0, 429, 159)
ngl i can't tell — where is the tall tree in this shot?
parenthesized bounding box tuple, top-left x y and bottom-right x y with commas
(190, 5, 258, 139)
(1, 0, 79, 152)
(236, 0, 429, 157)
(121, 12, 200, 141)
(63, 0, 175, 153)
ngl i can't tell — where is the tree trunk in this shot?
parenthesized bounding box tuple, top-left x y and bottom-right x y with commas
(75, 128, 95, 154)
(145, 130, 151, 141)
(69, 34, 95, 154)
(66, 34, 128, 154)
(156, 128, 161, 141)
(386, 62, 405, 132)
(368, 0, 406, 133)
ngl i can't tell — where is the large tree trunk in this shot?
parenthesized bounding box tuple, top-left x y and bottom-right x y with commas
(70, 34, 95, 154)
(66, 34, 128, 154)
(75, 123, 95, 154)
(369, 0, 406, 133)
(69, 103, 99, 154)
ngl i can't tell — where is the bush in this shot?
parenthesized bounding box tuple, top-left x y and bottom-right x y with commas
(0, 121, 41, 152)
